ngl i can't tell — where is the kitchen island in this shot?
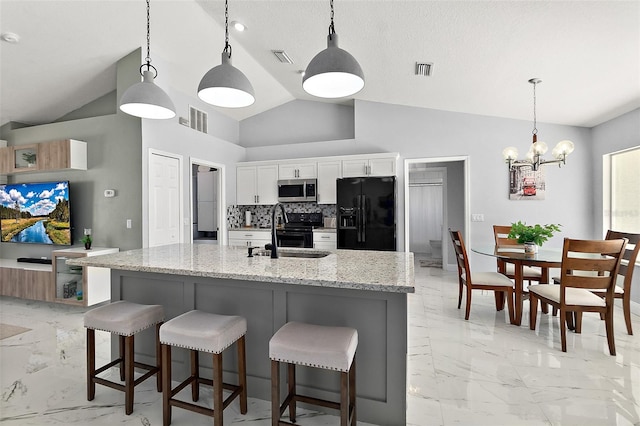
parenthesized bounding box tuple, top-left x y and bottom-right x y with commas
(68, 244, 414, 425)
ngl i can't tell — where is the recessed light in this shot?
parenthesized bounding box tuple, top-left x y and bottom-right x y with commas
(230, 21, 246, 32)
(1, 32, 20, 44)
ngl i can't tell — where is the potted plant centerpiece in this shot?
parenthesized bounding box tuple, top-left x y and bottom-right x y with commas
(507, 221, 561, 253)
(81, 232, 92, 250)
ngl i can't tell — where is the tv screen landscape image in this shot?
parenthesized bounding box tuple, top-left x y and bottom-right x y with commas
(0, 181, 71, 245)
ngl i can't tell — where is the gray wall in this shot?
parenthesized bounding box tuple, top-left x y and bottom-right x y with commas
(240, 100, 355, 147)
(54, 90, 117, 123)
(243, 99, 594, 272)
(0, 51, 144, 259)
(591, 107, 640, 303)
(141, 118, 246, 247)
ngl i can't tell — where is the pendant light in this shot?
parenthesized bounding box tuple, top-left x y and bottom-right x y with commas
(119, 0, 176, 120)
(303, 0, 364, 98)
(198, 0, 255, 108)
(503, 78, 574, 171)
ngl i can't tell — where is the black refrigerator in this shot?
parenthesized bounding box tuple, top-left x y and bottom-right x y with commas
(337, 176, 396, 251)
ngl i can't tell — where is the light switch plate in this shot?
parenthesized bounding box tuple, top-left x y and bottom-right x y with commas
(471, 214, 485, 222)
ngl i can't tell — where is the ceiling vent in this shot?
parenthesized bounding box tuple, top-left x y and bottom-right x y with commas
(272, 50, 293, 64)
(415, 62, 433, 77)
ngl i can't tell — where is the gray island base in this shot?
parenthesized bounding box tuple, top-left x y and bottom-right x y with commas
(69, 244, 415, 425)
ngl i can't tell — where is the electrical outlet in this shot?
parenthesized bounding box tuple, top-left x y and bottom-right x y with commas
(126, 219, 132, 229)
(471, 214, 485, 222)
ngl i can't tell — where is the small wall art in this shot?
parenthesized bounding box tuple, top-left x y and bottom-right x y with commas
(508, 167, 546, 200)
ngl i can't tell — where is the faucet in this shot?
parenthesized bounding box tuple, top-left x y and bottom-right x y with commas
(270, 203, 288, 258)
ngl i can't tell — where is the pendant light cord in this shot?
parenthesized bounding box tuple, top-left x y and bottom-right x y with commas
(141, 0, 158, 78)
(223, 0, 232, 59)
(532, 81, 538, 136)
(328, 0, 335, 39)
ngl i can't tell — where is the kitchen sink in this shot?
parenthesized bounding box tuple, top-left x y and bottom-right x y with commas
(278, 251, 330, 258)
(251, 249, 330, 258)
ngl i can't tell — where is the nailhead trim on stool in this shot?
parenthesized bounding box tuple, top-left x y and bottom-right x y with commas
(84, 301, 165, 415)
(269, 322, 358, 426)
(160, 310, 248, 426)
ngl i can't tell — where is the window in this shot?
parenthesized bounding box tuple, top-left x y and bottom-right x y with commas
(608, 147, 640, 233)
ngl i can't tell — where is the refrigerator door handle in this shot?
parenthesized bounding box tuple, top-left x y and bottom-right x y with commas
(356, 196, 362, 242)
(361, 195, 367, 242)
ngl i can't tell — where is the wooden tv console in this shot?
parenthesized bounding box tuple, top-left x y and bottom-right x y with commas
(0, 247, 118, 306)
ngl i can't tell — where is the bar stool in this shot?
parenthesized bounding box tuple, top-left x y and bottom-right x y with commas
(84, 300, 164, 415)
(160, 310, 248, 426)
(269, 322, 358, 426)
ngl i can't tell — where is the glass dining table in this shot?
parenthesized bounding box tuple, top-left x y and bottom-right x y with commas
(471, 245, 563, 326)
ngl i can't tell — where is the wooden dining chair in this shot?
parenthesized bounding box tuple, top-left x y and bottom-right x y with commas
(449, 229, 515, 324)
(553, 230, 639, 335)
(529, 237, 627, 355)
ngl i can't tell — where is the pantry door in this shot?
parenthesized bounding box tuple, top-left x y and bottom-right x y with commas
(148, 150, 183, 247)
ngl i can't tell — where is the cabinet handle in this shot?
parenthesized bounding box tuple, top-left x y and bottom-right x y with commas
(257, 195, 260, 204)
(321, 236, 330, 239)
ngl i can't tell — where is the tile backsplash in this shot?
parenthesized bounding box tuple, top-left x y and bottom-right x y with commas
(227, 203, 336, 228)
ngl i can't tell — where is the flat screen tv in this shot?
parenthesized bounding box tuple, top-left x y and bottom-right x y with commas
(0, 181, 72, 245)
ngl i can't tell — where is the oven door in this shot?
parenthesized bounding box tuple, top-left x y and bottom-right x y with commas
(276, 229, 313, 248)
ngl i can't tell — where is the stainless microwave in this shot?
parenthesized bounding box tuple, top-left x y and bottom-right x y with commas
(277, 179, 317, 202)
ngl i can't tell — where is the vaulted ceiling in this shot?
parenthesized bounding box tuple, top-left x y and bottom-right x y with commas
(1, 0, 638, 129)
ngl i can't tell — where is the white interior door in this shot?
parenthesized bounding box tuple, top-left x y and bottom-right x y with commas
(149, 151, 182, 247)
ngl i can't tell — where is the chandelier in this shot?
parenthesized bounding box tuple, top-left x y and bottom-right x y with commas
(502, 78, 574, 171)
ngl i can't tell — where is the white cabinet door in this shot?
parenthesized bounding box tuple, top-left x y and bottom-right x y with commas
(256, 165, 278, 204)
(369, 157, 396, 176)
(342, 157, 397, 177)
(237, 166, 257, 205)
(279, 162, 317, 179)
(229, 230, 272, 247)
(317, 160, 341, 204)
(313, 232, 337, 249)
(342, 159, 368, 178)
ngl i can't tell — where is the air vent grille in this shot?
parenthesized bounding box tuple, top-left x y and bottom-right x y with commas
(189, 106, 208, 134)
(272, 50, 293, 64)
(415, 62, 433, 77)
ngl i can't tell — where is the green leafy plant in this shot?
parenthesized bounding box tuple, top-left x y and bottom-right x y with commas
(507, 221, 561, 246)
(81, 234, 92, 244)
(22, 152, 36, 164)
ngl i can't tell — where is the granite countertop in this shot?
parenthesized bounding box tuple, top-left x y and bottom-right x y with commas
(67, 244, 414, 293)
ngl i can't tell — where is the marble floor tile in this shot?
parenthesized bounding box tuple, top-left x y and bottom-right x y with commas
(2, 257, 640, 425)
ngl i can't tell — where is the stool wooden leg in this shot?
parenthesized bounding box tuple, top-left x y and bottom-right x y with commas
(271, 360, 280, 426)
(119, 335, 125, 382)
(237, 336, 248, 414)
(162, 344, 171, 426)
(156, 323, 162, 392)
(349, 358, 356, 426)
(288, 363, 296, 422)
(124, 335, 134, 415)
(191, 350, 200, 402)
(87, 329, 96, 401)
(340, 371, 348, 426)
(213, 353, 223, 426)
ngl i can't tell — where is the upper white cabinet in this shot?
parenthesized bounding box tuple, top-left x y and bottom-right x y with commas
(342, 156, 396, 178)
(278, 162, 317, 179)
(236, 153, 398, 205)
(316, 160, 342, 204)
(237, 164, 278, 205)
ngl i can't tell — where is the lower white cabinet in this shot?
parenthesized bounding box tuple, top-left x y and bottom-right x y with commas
(313, 231, 337, 250)
(228, 229, 272, 247)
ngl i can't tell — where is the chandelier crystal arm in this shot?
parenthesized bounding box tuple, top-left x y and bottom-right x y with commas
(502, 78, 574, 172)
